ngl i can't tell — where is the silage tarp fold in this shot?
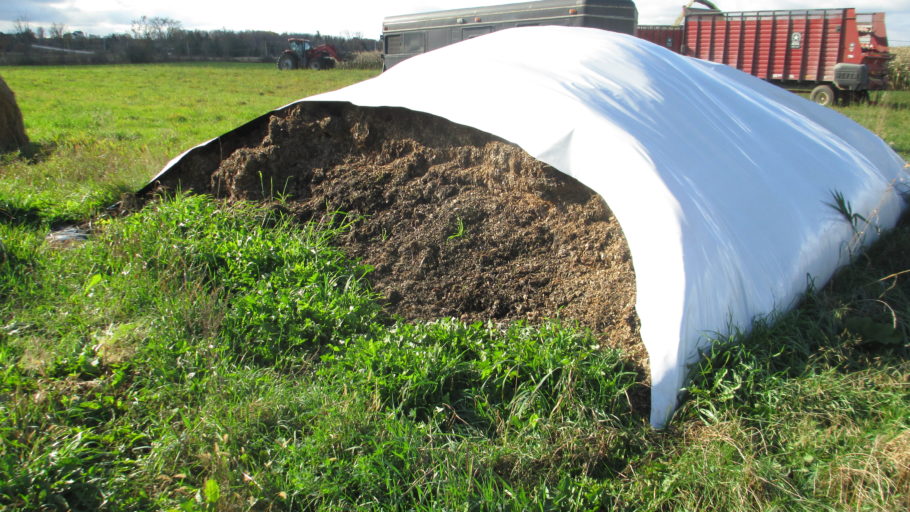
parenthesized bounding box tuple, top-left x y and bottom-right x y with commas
(307, 27, 907, 427)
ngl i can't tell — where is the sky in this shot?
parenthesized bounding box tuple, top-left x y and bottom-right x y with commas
(2, 0, 908, 45)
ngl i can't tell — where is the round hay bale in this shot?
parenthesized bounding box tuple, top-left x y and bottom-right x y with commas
(0, 75, 29, 153)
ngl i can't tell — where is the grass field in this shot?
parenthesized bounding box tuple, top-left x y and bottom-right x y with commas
(1, 64, 378, 224)
(1, 63, 909, 511)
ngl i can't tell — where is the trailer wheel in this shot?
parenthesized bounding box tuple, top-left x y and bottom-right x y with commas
(809, 85, 836, 106)
(277, 53, 299, 70)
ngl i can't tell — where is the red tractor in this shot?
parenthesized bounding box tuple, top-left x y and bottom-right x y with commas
(277, 38, 339, 70)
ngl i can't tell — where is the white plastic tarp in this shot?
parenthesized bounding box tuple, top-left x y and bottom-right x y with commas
(303, 26, 908, 427)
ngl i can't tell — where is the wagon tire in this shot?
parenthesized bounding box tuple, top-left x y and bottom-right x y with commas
(277, 53, 299, 70)
(809, 84, 836, 107)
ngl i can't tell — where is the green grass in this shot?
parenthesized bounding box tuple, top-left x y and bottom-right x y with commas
(0, 65, 908, 511)
(1, 63, 377, 223)
(839, 90, 910, 157)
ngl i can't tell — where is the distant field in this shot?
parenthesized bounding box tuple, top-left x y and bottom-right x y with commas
(1, 64, 908, 511)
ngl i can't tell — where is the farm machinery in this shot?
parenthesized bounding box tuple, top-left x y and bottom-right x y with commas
(379, 0, 893, 105)
(277, 38, 339, 70)
(636, 1, 893, 106)
(380, 0, 638, 70)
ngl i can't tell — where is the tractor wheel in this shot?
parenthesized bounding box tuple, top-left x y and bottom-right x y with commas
(277, 53, 299, 70)
(809, 84, 836, 107)
(308, 59, 323, 71)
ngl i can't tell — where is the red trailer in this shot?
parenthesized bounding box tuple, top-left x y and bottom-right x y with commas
(636, 24, 684, 53)
(637, 7, 892, 106)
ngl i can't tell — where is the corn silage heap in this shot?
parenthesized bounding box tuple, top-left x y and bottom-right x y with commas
(150, 27, 908, 427)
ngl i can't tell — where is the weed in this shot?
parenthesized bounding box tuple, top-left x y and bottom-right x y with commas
(447, 216, 467, 240)
(827, 189, 870, 233)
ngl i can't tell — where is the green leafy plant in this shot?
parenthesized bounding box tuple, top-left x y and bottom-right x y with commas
(827, 189, 870, 234)
(447, 216, 466, 240)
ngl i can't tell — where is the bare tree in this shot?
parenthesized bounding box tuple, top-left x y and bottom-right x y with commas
(131, 16, 151, 39)
(13, 17, 30, 35)
(49, 22, 67, 41)
(131, 16, 182, 40)
(13, 17, 35, 42)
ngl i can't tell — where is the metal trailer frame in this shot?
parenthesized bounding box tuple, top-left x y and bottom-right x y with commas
(637, 7, 891, 106)
(381, 0, 638, 70)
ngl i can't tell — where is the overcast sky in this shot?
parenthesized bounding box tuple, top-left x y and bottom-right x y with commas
(2, 0, 908, 44)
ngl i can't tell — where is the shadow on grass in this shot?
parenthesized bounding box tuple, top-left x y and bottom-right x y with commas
(21, 141, 58, 164)
(0, 199, 92, 229)
(0, 200, 47, 227)
(2, 140, 57, 164)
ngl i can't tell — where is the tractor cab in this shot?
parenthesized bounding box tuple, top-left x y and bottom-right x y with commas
(277, 38, 339, 70)
(288, 38, 312, 55)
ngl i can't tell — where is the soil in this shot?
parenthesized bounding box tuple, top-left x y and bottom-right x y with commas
(0, 76, 29, 153)
(146, 102, 645, 370)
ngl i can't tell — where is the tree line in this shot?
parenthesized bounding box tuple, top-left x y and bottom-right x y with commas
(0, 16, 380, 66)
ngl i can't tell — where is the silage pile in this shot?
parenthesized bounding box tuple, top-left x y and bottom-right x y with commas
(150, 102, 644, 365)
(0, 76, 28, 153)
(148, 27, 907, 426)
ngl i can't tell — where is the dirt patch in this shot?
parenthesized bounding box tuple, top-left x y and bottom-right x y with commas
(146, 102, 644, 368)
(0, 75, 29, 153)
